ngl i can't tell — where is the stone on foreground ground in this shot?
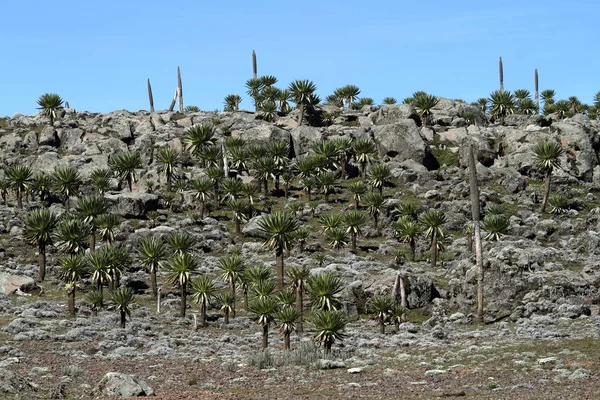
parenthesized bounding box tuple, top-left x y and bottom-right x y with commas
(96, 372, 155, 397)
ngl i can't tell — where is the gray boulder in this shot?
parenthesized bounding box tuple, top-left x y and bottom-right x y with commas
(96, 372, 155, 397)
(96, 137, 129, 155)
(290, 125, 324, 156)
(372, 120, 427, 162)
(430, 99, 486, 126)
(552, 121, 598, 181)
(371, 104, 417, 125)
(0, 273, 35, 295)
(105, 192, 159, 218)
(134, 117, 155, 135)
(242, 215, 269, 239)
(58, 127, 85, 155)
(38, 126, 59, 147)
(232, 124, 291, 149)
(0, 132, 24, 155)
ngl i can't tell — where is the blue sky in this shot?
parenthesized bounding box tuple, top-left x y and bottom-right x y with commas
(1, 0, 597, 116)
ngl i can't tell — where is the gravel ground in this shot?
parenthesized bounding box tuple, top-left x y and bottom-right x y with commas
(2, 310, 599, 399)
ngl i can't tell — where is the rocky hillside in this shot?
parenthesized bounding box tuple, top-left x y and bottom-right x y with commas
(1, 100, 600, 398)
(2, 100, 600, 312)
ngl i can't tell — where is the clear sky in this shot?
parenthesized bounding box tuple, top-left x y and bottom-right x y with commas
(1, 0, 597, 116)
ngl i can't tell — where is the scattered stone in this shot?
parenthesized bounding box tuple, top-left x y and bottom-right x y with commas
(537, 357, 560, 366)
(96, 372, 155, 397)
(568, 368, 590, 381)
(0, 357, 19, 368)
(316, 359, 346, 370)
(0, 273, 35, 295)
(347, 367, 362, 374)
(425, 369, 447, 377)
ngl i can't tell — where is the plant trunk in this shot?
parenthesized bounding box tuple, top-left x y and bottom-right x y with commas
(468, 145, 485, 323)
(213, 187, 219, 209)
(120, 310, 126, 328)
(262, 324, 269, 348)
(298, 103, 305, 126)
(340, 158, 347, 180)
(177, 66, 183, 113)
(351, 233, 357, 253)
(307, 188, 311, 201)
(17, 188, 23, 208)
(113, 270, 121, 290)
(98, 283, 104, 307)
(166, 173, 172, 192)
(235, 218, 241, 236)
(355, 198, 359, 209)
(230, 277, 236, 318)
(534, 69, 539, 114)
(378, 186, 383, 196)
(499, 57, 504, 91)
(222, 142, 229, 178)
(400, 275, 407, 313)
(68, 289, 75, 318)
(200, 301, 206, 327)
(296, 286, 304, 334)
(169, 89, 177, 111)
(409, 241, 416, 261)
(224, 309, 229, 324)
(180, 283, 187, 317)
(37, 243, 46, 282)
(156, 288, 161, 314)
(430, 233, 437, 268)
(373, 213, 378, 229)
(150, 269, 158, 299)
(467, 231, 473, 252)
(127, 177, 133, 192)
(147, 79, 155, 112)
(283, 332, 290, 350)
(89, 231, 96, 253)
(324, 340, 332, 355)
(540, 171, 551, 213)
(199, 201, 205, 219)
(379, 319, 385, 334)
(276, 247, 284, 290)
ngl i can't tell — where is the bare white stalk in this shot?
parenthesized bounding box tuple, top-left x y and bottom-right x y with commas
(156, 287, 161, 314)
